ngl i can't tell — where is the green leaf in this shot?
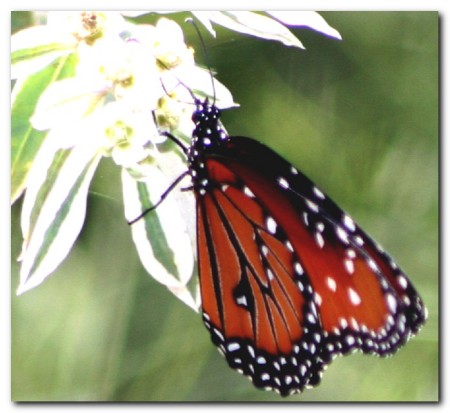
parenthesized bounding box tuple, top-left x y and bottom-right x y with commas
(267, 11, 342, 40)
(17, 143, 101, 295)
(11, 43, 73, 67)
(20, 137, 72, 243)
(193, 11, 305, 48)
(122, 168, 198, 310)
(11, 25, 76, 79)
(11, 53, 77, 204)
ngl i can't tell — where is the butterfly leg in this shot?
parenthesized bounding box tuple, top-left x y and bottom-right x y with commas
(127, 170, 190, 225)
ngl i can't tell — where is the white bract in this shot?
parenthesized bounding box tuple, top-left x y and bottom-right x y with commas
(11, 11, 341, 310)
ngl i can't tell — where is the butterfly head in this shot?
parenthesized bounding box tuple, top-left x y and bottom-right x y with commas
(192, 98, 221, 125)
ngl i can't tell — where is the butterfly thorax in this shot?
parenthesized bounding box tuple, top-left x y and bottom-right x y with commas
(188, 99, 229, 193)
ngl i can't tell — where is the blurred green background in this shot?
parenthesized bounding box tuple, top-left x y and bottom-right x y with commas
(11, 11, 438, 402)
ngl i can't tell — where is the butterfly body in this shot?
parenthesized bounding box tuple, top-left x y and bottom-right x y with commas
(183, 98, 426, 396)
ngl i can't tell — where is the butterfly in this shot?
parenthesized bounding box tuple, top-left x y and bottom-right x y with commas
(134, 96, 427, 396)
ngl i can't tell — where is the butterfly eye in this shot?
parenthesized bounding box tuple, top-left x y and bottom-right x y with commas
(192, 109, 203, 123)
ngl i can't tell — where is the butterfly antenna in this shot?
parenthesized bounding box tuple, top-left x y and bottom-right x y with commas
(185, 17, 216, 104)
(157, 60, 197, 104)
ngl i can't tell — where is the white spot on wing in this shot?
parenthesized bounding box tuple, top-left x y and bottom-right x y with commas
(247, 345, 255, 358)
(257, 356, 266, 364)
(213, 328, 224, 341)
(346, 336, 356, 346)
(243, 186, 255, 198)
(354, 235, 364, 246)
(346, 248, 357, 259)
(227, 342, 240, 352)
(306, 200, 319, 213)
(344, 259, 354, 274)
(343, 215, 356, 232)
(339, 317, 348, 329)
(315, 232, 325, 249)
(266, 216, 277, 234)
(278, 177, 289, 189)
(368, 258, 378, 272)
(336, 226, 349, 244)
(348, 287, 361, 306)
(313, 187, 326, 199)
(286, 240, 294, 252)
(236, 295, 248, 307)
(303, 212, 309, 226)
(397, 275, 408, 290)
(350, 317, 359, 330)
(294, 262, 304, 275)
(307, 313, 316, 324)
(314, 292, 323, 306)
(326, 276, 337, 292)
(386, 293, 398, 313)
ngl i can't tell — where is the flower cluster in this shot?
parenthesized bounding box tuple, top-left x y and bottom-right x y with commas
(11, 11, 341, 310)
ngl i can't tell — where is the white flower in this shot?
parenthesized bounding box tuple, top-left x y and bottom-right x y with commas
(11, 11, 126, 79)
(12, 11, 341, 312)
(152, 18, 196, 69)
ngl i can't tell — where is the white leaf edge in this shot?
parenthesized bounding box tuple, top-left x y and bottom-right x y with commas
(267, 11, 342, 40)
(17, 142, 101, 295)
(194, 11, 304, 48)
(122, 168, 198, 311)
(11, 26, 74, 79)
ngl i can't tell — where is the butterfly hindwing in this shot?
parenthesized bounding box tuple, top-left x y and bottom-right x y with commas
(218, 136, 426, 356)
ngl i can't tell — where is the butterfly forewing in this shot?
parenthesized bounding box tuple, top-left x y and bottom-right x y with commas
(197, 161, 324, 395)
